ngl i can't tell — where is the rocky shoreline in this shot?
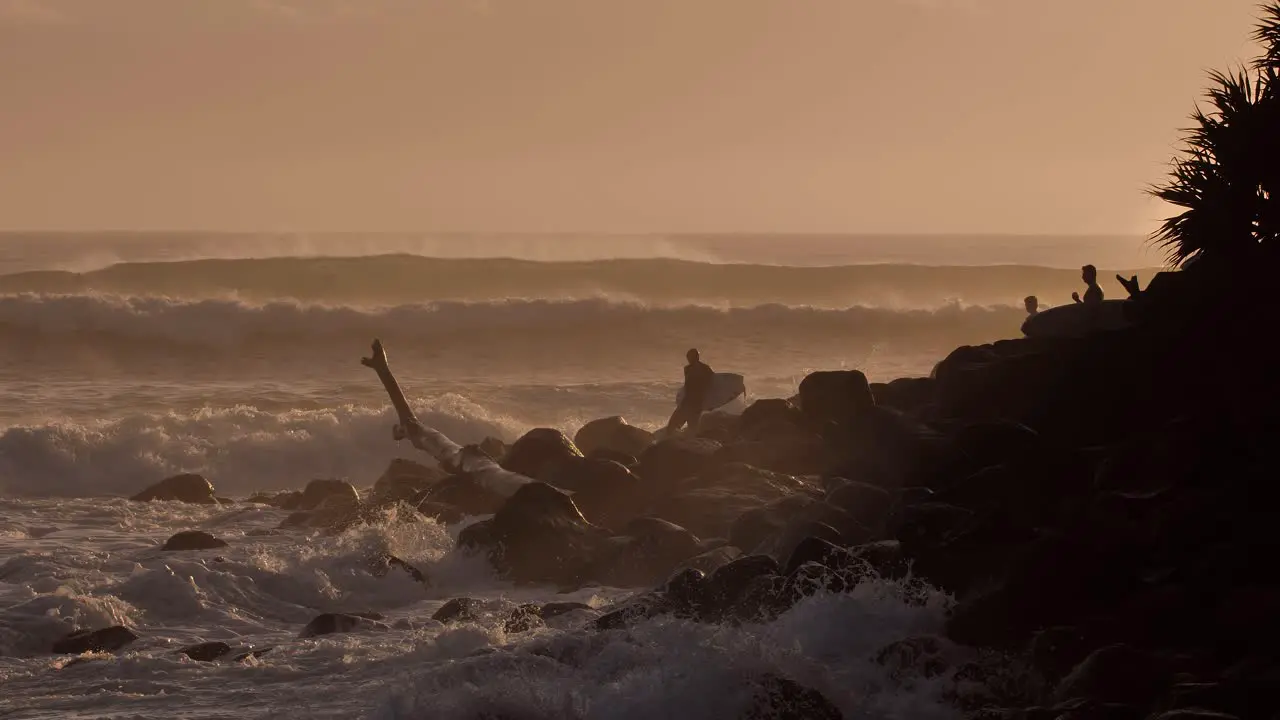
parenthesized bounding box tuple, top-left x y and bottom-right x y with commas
(100, 259, 1277, 718)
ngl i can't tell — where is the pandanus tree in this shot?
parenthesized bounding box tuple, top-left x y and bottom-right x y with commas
(1149, 3, 1280, 267)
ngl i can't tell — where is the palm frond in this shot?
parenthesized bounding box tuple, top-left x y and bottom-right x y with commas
(1256, 2, 1280, 69)
(1147, 5, 1279, 267)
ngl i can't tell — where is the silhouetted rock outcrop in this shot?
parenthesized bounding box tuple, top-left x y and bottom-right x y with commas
(161, 530, 228, 551)
(130, 473, 218, 504)
(573, 416, 654, 458)
(52, 626, 139, 655)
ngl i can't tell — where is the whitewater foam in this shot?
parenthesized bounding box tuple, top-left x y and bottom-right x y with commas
(0, 498, 967, 719)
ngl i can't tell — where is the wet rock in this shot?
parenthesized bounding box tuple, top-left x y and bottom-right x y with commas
(539, 601, 593, 620)
(763, 519, 844, 565)
(737, 398, 808, 442)
(232, 647, 274, 662)
(781, 536, 854, 576)
(715, 437, 832, 476)
(780, 560, 872, 601)
(503, 603, 544, 633)
(480, 482, 606, 587)
(870, 377, 936, 416)
(269, 490, 306, 510)
(161, 530, 228, 551)
(594, 593, 675, 630)
(824, 480, 894, 531)
(180, 641, 232, 662)
(742, 673, 843, 720)
(850, 540, 910, 578)
(1029, 626, 1101, 684)
(298, 479, 360, 511)
(299, 613, 388, 638)
(417, 473, 506, 516)
(698, 554, 781, 621)
(728, 494, 816, 554)
(798, 502, 875, 546)
(662, 567, 708, 611)
(478, 436, 509, 462)
(655, 463, 817, 541)
(130, 473, 217, 504)
(876, 636, 949, 680)
(279, 510, 312, 528)
(501, 428, 584, 481)
(1053, 644, 1173, 707)
(453, 513, 494, 550)
(586, 447, 638, 467)
(574, 416, 654, 458)
(432, 597, 482, 623)
(637, 436, 722, 489)
(594, 517, 704, 587)
(797, 369, 874, 426)
(1149, 711, 1241, 720)
(52, 626, 139, 655)
(675, 545, 743, 576)
(373, 458, 446, 502)
(892, 502, 977, 555)
(416, 500, 467, 526)
(368, 552, 428, 584)
(544, 458, 642, 530)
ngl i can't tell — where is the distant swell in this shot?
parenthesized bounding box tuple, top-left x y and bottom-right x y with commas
(0, 255, 1159, 307)
(0, 293, 1022, 351)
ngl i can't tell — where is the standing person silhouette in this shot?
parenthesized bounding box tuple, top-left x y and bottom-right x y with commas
(1072, 264, 1104, 305)
(666, 348, 714, 436)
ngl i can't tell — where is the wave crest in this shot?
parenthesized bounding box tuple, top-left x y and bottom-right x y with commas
(0, 293, 1022, 350)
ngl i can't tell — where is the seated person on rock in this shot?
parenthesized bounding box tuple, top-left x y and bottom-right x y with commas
(1071, 264, 1104, 305)
(1116, 273, 1142, 299)
(665, 348, 714, 436)
(1024, 295, 1039, 316)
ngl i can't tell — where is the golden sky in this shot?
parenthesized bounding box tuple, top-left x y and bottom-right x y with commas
(0, 0, 1263, 233)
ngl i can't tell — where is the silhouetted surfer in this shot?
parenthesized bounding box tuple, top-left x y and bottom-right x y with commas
(666, 348, 714, 435)
(1072, 264, 1104, 305)
(1024, 295, 1039, 316)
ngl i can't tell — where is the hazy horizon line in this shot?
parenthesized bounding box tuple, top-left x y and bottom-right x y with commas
(0, 229, 1150, 238)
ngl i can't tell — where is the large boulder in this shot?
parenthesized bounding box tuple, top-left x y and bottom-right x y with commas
(162, 531, 228, 551)
(501, 428, 584, 481)
(592, 517, 705, 587)
(824, 480, 894, 531)
(714, 437, 831, 476)
(544, 458, 644, 530)
(52, 626, 139, 655)
(468, 482, 607, 587)
(729, 494, 818, 555)
(637, 436, 722, 489)
(651, 463, 819, 540)
(416, 473, 506, 516)
(372, 458, 446, 502)
(573, 417, 654, 458)
(870, 377, 936, 416)
(797, 370, 875, 426)
(737, 399, 809, 442)
(130, 473, 217, 504)
(298, 479, 360, 511)
(299, 613, 389, 638)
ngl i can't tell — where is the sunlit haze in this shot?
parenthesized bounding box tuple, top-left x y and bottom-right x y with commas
(0, 0, 1262, 233)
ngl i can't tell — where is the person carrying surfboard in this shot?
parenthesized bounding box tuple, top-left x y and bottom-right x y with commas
(1071, 264, 1104, 305)
(665, 348, 714, 435)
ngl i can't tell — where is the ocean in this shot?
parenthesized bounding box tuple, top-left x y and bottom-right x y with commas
(0, 232, 1161, 718)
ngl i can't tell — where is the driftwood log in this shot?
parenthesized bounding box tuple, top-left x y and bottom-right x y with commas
(361, 339, 531, 498)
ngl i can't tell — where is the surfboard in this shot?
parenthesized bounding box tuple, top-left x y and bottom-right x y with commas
(1021, 299, 1131, 338)
(676, 372, 747, 412)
